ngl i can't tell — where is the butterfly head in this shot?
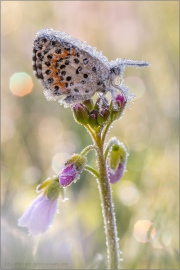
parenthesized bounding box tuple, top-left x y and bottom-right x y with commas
(109, 66, 124, 88)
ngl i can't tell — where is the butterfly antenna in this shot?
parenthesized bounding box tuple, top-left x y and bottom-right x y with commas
(120, 59, 150, 68)
(116, 59, 150, 77)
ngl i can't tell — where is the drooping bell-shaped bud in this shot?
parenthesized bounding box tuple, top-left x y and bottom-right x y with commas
(107, 141, 128, 184)
(59, 154, 87, 187)
(108, 162, 126, 184)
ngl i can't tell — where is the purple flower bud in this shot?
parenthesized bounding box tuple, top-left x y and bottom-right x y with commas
(107, 140, 128, 184)
(73, 104, 89, 125)
(110, 94, 127, 121)
(59, 154, 86, 187)
(115, 94, 126, 107)
(108, 162, 126, 184)
(59, 163, 78, 187)
(18, 193, 58, 235)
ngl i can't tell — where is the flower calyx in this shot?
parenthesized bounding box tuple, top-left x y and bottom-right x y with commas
(36, 176, 62, 201)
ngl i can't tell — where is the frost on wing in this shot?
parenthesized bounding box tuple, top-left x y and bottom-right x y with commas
(32, 29, 150, 106)
(32, 29, 110, 105)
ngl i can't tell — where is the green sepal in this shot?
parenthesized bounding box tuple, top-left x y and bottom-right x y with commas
(109, 143, 127, 170)
(36, 177, 62, 201)
(45, 179, 61, 200)
(65, 154, 87, 172)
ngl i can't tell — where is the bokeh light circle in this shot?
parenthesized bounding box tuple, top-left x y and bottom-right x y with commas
(10, 72, 33, 96)
(134, 219, 156, 243)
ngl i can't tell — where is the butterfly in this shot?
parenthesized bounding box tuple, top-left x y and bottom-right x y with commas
(32, 29, 149, 105)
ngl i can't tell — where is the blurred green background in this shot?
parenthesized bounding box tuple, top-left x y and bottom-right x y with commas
(1, 1, 179, 269)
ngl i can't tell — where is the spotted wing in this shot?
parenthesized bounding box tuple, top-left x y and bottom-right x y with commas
(32, 29, 110, 103)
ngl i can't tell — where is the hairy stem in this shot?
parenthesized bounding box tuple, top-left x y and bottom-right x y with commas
(80, 145, 99, 156)
(85, 124, 97, 142)
(95, 135, 120, 269)
(101, 120, 113, 146)
(84, 165, 99, 179)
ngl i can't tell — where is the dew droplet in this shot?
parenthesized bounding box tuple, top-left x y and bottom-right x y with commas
(62, 187, 69, 202)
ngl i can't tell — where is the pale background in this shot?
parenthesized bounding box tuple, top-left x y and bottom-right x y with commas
(1, 1, 179, 269)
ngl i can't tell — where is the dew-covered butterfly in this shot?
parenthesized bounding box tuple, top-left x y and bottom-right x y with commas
(32, 29, 149, 105)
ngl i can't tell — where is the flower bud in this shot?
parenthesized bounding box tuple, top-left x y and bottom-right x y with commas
(89, 110, 98, 127)
(109, 142, 127, 170)
(94, 96, 109, 111)
(115, 94, 126, 107)
(59, 154, 86, 187)
(108, 141, 128, 184)
(110, 94, 127, 121)
(97, 108, 110, 125)
(83, 99, 94, 111)
(73, 104, 89, 125)
(108, 162, 126, 184)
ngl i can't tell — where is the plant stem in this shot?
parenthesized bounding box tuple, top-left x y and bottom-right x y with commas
(83, 120, 120, 268)
(95, 135, 120, 269)
(85, 165, 100, 179)
(80, 145, 98, 156)
(101, 120, 113, 146)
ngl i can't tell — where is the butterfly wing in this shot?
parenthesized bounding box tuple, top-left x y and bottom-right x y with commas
(32, 29, 110, 103)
